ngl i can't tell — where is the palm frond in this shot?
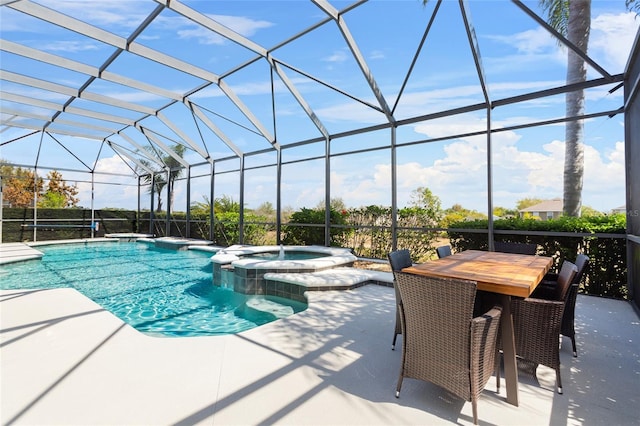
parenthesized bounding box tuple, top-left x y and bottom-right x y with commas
(539, 0, 569, 37)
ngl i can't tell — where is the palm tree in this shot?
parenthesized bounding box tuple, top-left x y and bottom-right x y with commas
(137, 144, 186, 212)
(422, 0, 636, 216)
(148, 173, 167, 213)
(540, 0, 590, 217)
(537, 0, 636, 216)
(164, 144, 186, 213)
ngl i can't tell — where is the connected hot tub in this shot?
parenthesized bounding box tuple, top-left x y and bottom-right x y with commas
(210, 245, 358, 297)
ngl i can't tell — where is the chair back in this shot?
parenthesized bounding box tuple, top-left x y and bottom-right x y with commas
(573, 254, 589, 285)
(494, 241, 537, 255)
(387, 249, 413, 345)
(436, 245, 452, 258)
(562, 282, 579, 337)
(388, 249, 412, 272)
(555, 260, 578, 301)
(395, 272, 476, 399)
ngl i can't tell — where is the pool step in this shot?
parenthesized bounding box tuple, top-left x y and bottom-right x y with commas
(244, 297, 295, 319)
(264, 268, 393, 291)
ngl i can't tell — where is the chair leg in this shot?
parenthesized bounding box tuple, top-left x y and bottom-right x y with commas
(395, 376, 404, 398)
(392, 332, 398, 350)
(472, 400, 478, 425)
(495, 349, 501, 393)
(570, 335, 577, 357)
(556, 367, 563, 394)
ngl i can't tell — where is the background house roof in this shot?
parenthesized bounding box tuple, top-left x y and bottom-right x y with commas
(520, 198, 563, 213)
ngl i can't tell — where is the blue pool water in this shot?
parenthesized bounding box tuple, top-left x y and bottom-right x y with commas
(0, 242, 307, 337)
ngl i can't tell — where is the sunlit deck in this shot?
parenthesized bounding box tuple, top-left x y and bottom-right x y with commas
(0, 243, 43, 265)
(1, 284, 638, 425)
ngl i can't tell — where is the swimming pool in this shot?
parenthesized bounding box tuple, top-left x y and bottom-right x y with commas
(0, 242, 307, 337)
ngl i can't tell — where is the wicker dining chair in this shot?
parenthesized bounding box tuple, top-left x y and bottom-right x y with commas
(494, 241, 537, 255)
(436, 245, 452, 258)
(511, 261, 577, 394)
(533, 254, 589, 357)
(387, 249, 413, 350)
(394, 272, 502, 425)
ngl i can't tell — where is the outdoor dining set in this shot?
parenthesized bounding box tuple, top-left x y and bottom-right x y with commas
(387, 242, 589, 425)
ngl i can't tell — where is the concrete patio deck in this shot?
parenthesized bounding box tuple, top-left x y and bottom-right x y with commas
(1, 285, 639, 425)
(0, 243, 43, 265)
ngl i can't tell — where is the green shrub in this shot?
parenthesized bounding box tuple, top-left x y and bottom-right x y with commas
(330, 205, 440, 262)
(139, 211, 269, 246)
(214, 211, 269, 246)
(344, 205, 392, 258)
(282, 208, 350, 246)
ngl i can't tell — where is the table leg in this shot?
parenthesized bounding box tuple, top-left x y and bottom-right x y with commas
(499, 294, 519, 406)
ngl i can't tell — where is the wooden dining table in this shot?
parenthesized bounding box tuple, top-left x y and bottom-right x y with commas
(402, 249, 553, 407)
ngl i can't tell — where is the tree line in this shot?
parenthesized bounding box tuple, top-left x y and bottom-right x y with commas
(0, 162, 79, 208)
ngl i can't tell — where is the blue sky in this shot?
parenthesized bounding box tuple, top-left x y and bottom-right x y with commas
(1, 0, 638, 214)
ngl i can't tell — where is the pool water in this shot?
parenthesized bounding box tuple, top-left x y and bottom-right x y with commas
(0, 242, 307, 337)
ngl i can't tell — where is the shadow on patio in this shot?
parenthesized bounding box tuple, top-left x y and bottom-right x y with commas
(1, 285, 638, 425)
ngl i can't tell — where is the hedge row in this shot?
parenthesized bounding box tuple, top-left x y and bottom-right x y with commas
(2, 208, 136, 242)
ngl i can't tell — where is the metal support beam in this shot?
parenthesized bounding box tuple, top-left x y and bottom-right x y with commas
(276, 148, 282, 244)
(137, 176, 141, 233)
(325, 135, 331, 247)
(239, 155, 245, 244)
(486, 107, 495, 251)
(186, 166, 191, 238)
(149, 173, 155, 234)
(391, 126, 398, 250)
(165, 169, 171, 237)
(90, 172, 95, 239)
(209, 162, 215, 242)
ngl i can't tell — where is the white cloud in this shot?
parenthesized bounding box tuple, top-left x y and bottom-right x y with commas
(488, 27, 557, 55)
(75, 155, 139, 209)
(487, 11, 639, 77)
(484, 27, 566, 73)
(210, 14, 274, 37)
(39, 0, 151, 30)
(95, 89, 167, 104)
(177, 14, 273, 45)
(369, 50, 385, 60)
(584, 140, 625, 191)
(327, 124, 623, 212)
(591, 12, 639, 72)
(316, 101, 387, 124)
(177, 27, 227, 45)
(329, 165, 392, 207)
(323, 49, 349, 63)
(415, 116, 486, 140)
(92, 155, 135, 176)
(39, 40, 101, 53)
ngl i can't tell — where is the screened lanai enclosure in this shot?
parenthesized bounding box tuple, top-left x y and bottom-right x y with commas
(1, 1, 639, 306)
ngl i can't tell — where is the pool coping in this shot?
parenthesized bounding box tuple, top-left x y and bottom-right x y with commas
(0, 238, 120, 265)
(0, 243, 44, 264)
